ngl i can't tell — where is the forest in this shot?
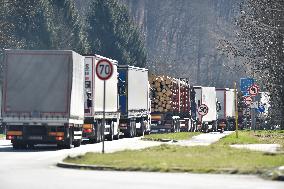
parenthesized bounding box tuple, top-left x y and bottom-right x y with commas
(0, 0, 283, 127)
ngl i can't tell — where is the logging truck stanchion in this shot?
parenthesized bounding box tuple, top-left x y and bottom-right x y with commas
(96, 59, 113, 154)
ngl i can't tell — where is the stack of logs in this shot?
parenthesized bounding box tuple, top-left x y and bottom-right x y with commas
(149, 75, 180, 113)
(179, 80, 190, 113)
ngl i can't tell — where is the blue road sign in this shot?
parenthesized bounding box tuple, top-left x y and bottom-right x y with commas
(257, 104, 265, 113)
(240, 78, 254, 96)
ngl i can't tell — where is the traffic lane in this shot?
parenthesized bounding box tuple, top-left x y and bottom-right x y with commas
(0, 137, 162, 169)
(0, 168, 283, 189)
(1, 139, 284, 189)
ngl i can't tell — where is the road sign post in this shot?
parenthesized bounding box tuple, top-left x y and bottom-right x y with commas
(248, 84, 259, 132)
(96, 59, 113, 154)
(234, 82, 238, 138)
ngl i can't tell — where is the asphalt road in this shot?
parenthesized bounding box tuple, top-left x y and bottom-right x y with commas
(0, 134, 283, 189)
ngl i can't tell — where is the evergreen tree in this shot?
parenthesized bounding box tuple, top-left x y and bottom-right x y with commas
(4, 0, 55, 49)
(49, 0, 89, 54)
(0, 0, 23, 51)
(220, 0, 284, 128)
(86, 0, 146, 66)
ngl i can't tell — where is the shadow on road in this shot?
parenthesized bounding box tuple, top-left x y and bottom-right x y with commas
(0, 144, 61, 152)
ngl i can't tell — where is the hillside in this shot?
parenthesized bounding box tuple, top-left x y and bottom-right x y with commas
(75, 0, 243, 87)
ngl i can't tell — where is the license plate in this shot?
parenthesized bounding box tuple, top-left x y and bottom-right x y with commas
(28, 136, 43, 140)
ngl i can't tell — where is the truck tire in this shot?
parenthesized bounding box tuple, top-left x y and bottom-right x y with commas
(12, 142, 27, 150)
(106, 123, 114, 141)
(113, 126, 120, 140)
(133, 123, 137, 137)
(91, 123, 101, 143)
(63, 128, 74, 149)
(73, 140, 81, 147)
(137, 121, 145, 136)
(125, 121, 134, 138)
(27, 143, 35, 149)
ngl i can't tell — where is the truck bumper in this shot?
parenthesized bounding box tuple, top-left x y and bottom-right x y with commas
(150, 126, 172, 133)
(6, 125, 67, 145)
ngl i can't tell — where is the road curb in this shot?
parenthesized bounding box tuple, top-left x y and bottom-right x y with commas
(57, 161, 284, 182)
(262, 166, 284, 181)
(57, 161, 115, 170)
(141, 138, 178, 142)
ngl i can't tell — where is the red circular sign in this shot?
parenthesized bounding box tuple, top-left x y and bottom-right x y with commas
(244, 96, 253, 105)
(248, 84, 259, 96)
(198, 104, 209, 116)
(96, 59, 113, 80)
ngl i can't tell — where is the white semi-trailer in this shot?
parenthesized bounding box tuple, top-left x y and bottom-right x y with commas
(83, 55, 120, 142)
(0, 83, 2, 133)
(2, 49, 84, 149)
(118, 65, 151, 137)
(216, 88, 236, 131)
(194, 86, 217, 132)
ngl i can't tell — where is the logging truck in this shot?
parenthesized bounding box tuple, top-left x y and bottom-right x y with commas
(118, 65, 151, 137)
(83, 55, 120, 142)
(149, 75, 191, 133)
(3, 49, 84, 149)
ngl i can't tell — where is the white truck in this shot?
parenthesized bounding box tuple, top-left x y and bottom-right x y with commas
(2, 49, 85, 149)
(216, 88, 236, 131)
(0, 83, 2, 133)
(118, 65, 151, 137)
(194, 86, 217, 132)
(83, 55, 120, 142)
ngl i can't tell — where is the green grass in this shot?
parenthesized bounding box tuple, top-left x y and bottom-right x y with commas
(216, 130, 284, 148)
(64, 144, 284, 174)
(63, 130, 284, 174)
(0, 134, 5, 139)
(143, 132, 200, 141)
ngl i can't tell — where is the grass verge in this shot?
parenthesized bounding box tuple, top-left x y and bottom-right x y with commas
(216, 130, 284, 149)
(142, 132, 200, 141)
(0, 134, 5, 140)
(64, 144, 284, 174)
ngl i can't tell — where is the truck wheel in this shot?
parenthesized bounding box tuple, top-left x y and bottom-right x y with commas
(92, 123, 100, 143)
(107, 123, 114, 141)
(64, 138, 73, 149)
(133, 124, 137, 137)
(73, 139, 81, 147)
(114, 125, 120, 140)
(130, 121, 135, 138)
(27, 143, 35, 149)
(113, 133, 120, 140)
(97, 122, 102, 143)
(138, 121, 145, 136)
(125, 129, 131, 138)
(64, 130, 74, 149)
(12, 142, 26, 150)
